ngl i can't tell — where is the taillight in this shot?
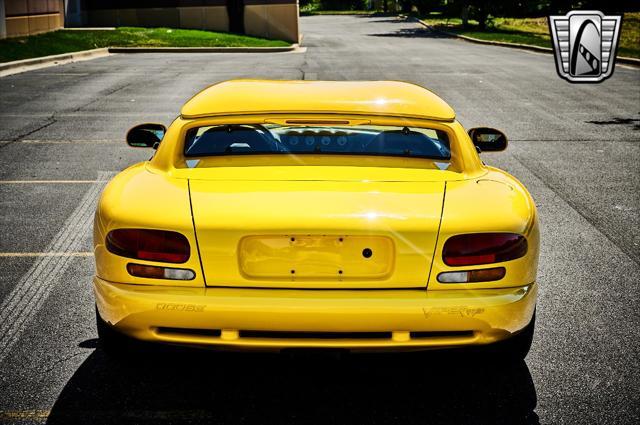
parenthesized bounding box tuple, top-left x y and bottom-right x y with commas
(443, 233, 527, 266)
(106, 229, 190, 263)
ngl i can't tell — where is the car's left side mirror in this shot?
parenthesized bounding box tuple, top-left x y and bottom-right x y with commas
(468, 127, 508, 152)
(126, 123, 167, 149)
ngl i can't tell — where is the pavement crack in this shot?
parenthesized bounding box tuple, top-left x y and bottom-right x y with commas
(37, 351, 86, 377)
(15, 117, 56, 140)
(0, 82, 132, 150)
(67, 82, 133, 113)
(299, 59, 308, 80)
(0, 116, 57, 150)
(586, 116, 640, 131)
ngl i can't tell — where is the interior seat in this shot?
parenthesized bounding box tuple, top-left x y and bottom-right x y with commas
(186, 125, 276, 155)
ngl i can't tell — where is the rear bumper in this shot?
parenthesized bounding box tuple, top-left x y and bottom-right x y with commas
(94, 276, 537, 351)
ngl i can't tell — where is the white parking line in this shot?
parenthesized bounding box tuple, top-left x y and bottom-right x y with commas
(20, 139, 121, 144)
(0, 252, 93, 257)
(0, 172, 112, 365)
(0, 179, 111, 184)
(0, 180, 105, 184)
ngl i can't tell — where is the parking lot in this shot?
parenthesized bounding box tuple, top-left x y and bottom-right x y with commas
(0, 15, 639, 424)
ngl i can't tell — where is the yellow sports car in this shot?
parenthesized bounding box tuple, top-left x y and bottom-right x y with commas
(94, 80, 539, 359)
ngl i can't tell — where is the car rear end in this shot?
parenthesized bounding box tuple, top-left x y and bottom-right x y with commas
(93, 113, 538, 355)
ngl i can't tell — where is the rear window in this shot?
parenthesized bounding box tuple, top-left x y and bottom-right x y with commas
(184, 124, 450, 160)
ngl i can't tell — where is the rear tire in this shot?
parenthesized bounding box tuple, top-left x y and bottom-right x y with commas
(490, 311, 536, 362)
(95, 306, 134, 356)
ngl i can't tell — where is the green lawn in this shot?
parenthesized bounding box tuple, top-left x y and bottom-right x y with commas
(421, 12, 640, 59)
(301, 10, 374, 16)
(0, 27, 290, 63)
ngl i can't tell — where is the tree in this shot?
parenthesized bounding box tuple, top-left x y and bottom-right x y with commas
(472, 0, 489, 30)
(447, 0, 489, 30)
(399, 1, 413, 13)
(318, 0, 366, 10)
(412, 0, 440, 16)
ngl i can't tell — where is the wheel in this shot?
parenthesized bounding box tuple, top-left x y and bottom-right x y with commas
(491, 311, 536, 362)
(95, 306, 134, 356)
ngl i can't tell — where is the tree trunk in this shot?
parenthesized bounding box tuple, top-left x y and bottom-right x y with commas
(227, 0, 245, 34)
(461, 3, 469, 29)
(477, 1, 488, 30)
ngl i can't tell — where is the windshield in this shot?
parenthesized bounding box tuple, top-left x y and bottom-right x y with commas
(184, 124, 451, 160)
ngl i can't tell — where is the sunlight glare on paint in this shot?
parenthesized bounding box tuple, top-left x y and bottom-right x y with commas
(365, 211, 379, 220)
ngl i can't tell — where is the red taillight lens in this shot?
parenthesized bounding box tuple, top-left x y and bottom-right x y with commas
(443, 233, 527, 266)
(106, 229, 190, 263)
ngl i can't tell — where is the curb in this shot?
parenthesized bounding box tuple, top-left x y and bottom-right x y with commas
(615, 56, 640, 67)
(109, 45, 297, 53)
(64, 27, 116, 31)
(414, 18, 640, 67)
(0, 48, 110, 76)
(0, 43, 300, 77)
(0, 47, 109, 72)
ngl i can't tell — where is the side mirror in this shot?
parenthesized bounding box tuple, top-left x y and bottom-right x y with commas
(468, 127, 508, 152)
(126, 123, 166, 148)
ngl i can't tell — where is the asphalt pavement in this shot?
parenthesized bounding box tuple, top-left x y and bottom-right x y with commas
(0, 15, 638, 424)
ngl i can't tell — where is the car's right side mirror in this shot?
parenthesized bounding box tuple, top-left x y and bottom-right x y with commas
(468, 127, 508, 152)
(126, 123, 166, 149)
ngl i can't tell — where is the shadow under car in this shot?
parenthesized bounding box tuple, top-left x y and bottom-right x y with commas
(47, 343, 539, 425)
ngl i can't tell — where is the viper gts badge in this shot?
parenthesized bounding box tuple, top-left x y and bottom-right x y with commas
(548, 10, 622, 83)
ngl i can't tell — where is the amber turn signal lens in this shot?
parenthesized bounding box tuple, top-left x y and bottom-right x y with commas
(127, 263, 195, 280)
(437, 267, 506, 283)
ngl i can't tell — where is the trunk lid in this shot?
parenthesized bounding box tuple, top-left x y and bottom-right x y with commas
(189, 169, 445, 289)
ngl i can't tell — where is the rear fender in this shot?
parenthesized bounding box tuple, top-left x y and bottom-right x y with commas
(93, 164, 205, 287)
(428, 169, 539, 290)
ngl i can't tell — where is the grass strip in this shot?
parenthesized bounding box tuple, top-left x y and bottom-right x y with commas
(0, 27, 290, 63)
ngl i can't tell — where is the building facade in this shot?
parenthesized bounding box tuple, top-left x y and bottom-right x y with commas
(1, 1, 299, 43)
(0, 0, 65, 39)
